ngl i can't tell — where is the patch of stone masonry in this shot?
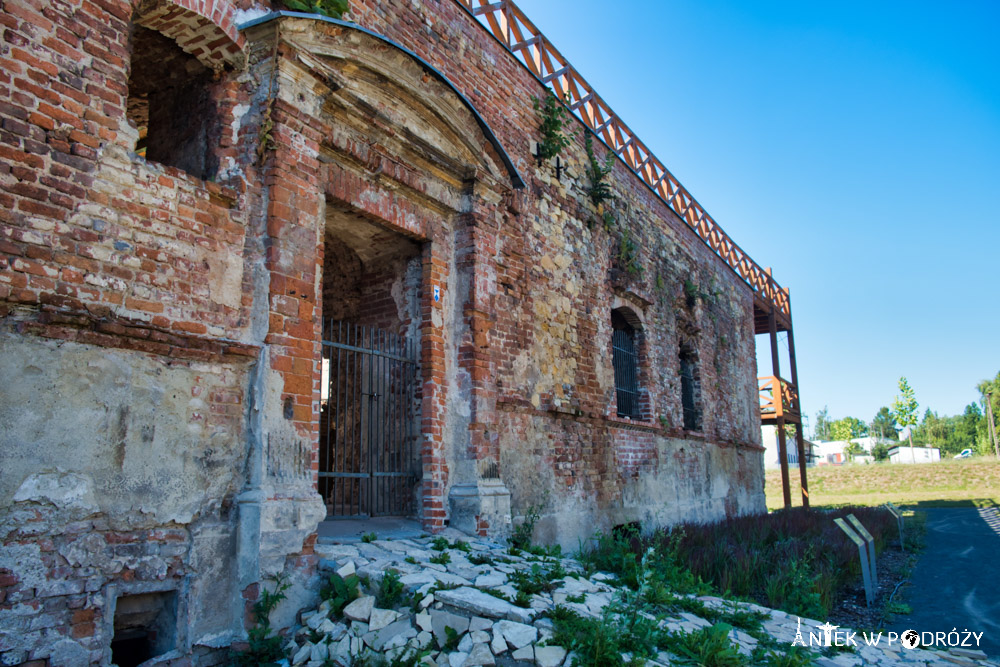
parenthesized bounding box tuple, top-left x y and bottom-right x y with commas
(276, 536, 1000, 667)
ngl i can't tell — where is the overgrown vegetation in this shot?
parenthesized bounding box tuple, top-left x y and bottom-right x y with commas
(510, 561, 567, 598)
(429, 551, 451, 565)
(282, 0, 348, 18)
(532, 94, 573, 161)
(666, 622, 745, 666)
(230, 575, 289, 667)
(581, 508, 894, 620)
(682, 278, 718, 307)
(468, 552, 495, 566)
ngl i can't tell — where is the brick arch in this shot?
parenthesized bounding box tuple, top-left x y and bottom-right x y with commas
(135, 0, 245, 70)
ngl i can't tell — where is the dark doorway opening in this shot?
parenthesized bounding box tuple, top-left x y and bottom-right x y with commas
(319, 207, 422, 519)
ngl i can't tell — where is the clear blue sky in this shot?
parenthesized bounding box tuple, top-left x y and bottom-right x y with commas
(512, 0, 1000, 433)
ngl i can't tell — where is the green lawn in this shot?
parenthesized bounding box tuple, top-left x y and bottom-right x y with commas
(765, 457, 1000, 510)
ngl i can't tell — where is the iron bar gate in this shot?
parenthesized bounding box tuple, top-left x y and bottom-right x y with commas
(319, 321, 418, 518)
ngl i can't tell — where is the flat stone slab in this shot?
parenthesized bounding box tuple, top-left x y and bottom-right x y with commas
(534, 645, 566, 667)
(495, 620, 537, 649)
(430, 609, 471, 647)
(369, 607, 400, 632)
(371, 618, 415, 651)
(435, 587, 535, 623)
(464, 642, 496, 666)
(343, 595, 375, 623)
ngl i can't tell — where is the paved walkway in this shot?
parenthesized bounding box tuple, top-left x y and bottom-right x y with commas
(890, 507, 1000, 658)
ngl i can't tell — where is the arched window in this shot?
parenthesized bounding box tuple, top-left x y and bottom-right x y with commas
(612, 310, 640, 419)
(679, 342, 702, 431)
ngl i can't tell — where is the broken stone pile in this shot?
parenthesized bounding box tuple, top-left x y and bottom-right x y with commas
(279, 535, 999, 667)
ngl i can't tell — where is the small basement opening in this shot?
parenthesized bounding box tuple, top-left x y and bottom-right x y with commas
(111, 590, 178, 667)
(126, 24, 220, 179)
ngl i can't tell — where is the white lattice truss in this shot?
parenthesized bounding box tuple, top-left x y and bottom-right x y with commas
(454, 0, 791, 318)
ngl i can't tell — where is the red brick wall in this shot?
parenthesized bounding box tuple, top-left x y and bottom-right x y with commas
(0, 0, 253, 353)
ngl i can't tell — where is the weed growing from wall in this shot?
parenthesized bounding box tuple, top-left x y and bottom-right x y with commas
(509, 503, 542, 553)
(532, 94, 573, 161)
(618, 229, 644, 278)
(230, 574, 289, 666)
(584, 133, 616, 225)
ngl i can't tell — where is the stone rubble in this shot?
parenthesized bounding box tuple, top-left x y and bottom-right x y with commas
(274, 535, 1000, 667)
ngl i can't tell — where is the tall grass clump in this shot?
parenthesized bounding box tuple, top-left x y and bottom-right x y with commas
(663, 507, 894, 617)
(583, 507, 895, 619)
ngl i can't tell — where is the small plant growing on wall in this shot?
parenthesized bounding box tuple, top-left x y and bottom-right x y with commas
(532, 94, 572, 162)
(584, 134, 616, 227)
(683, 278, 719, 307)
(283, 0, 348, 18)
(618, 228, 644, 278)
(231, 574, 289, 666)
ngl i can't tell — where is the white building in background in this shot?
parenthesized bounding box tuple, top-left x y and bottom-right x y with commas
(810, 436, 898, 465)
(888, 445, 941, 464)
(761, 425, 817, 470)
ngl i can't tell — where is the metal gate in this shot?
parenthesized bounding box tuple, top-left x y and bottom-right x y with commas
(319, 321, 418, 518)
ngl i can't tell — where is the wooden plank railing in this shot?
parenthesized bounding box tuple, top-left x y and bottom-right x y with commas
(759, 375, 799, 421)
(453, 0, 791, 318)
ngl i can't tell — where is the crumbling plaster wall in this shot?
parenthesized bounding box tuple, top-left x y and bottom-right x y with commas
(0, 0, 325, 662)
(0, 332, 248, 664)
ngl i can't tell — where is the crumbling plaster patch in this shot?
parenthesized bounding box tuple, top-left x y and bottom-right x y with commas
(0, 333, 246, 526)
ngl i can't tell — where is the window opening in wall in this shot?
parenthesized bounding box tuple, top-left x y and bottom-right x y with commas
(126, 25, 220, 179)
(612, 310, 640, 419)
(111, 590, 178, 667)
(679, 343, 702, 431)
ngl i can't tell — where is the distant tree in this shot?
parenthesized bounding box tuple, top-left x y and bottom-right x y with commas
(957, 403, 983, 455)
(871, 442, 890, 462)
(830, 416, 868, 442)
(978, 371, 1000, 456)
(871, 406, 898, 442)
(814, 406, 832, 441)
(892, 377, 919, 453)
(905, 403, 984, 456)
(843, 441, 865, 460)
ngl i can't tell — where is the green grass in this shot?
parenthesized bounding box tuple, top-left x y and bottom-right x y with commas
(766, 458, 1000, 510)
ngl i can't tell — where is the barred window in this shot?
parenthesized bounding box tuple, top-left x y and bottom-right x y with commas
(679, 342, 702, 431)
(612, 310, 640, 419)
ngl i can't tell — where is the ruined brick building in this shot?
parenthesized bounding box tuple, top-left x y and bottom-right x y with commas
(0, 0, 808, 663)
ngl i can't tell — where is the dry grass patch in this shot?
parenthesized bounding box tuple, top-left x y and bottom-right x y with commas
(765, 458, 1000, 510)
